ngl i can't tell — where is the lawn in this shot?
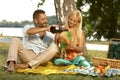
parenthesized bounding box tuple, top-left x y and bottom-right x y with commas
(0, 42, 120, 80)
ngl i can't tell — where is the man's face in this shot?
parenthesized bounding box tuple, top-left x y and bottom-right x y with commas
(35, 13, 48, 28)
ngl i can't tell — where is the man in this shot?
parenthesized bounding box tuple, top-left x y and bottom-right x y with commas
(7, 9, 58, 72)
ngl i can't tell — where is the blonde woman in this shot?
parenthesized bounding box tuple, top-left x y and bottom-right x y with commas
(54, 10, 90, 67)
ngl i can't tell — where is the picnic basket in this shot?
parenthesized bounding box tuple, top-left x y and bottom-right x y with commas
(107, 38, 120, 59)
(92, 57, 120, 69)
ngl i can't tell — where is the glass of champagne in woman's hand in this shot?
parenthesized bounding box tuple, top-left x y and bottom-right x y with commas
(66, 43, 75, 50)
(70, 43, 76, 50)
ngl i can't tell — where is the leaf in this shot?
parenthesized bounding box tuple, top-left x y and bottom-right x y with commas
(61, 42, 66, 52)
(67, 31, 72, 42)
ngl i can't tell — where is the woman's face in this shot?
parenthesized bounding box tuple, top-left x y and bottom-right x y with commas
(68, 14, 78, 28)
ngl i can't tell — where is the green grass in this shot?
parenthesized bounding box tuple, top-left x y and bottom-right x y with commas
(0, 42, 120, 80)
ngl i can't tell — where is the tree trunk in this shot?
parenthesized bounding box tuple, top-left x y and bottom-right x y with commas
(54, 0, 77, 25)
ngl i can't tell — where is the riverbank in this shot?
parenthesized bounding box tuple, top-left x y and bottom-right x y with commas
(0, 37, 109, 51)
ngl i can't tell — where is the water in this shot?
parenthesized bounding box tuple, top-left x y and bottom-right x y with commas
(0, 27, 23, 42)
(0, 27, 23, 37)
(0, 37, 23, 42)
(0, 37, 12, 42)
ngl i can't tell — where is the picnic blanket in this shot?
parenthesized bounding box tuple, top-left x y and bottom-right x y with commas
(17, 61, 78, 75)
(17, 61, 120, 77)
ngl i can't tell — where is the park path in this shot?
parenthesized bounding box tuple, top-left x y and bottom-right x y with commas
(86, 44, 109, 51)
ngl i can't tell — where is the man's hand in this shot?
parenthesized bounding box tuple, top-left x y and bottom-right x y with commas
(47, 25, 58, 32)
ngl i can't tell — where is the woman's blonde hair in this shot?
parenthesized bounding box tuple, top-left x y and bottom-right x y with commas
(65, 10, 83, 39)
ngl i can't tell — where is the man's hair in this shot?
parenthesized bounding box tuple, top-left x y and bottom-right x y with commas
(33, 9, 45, 19)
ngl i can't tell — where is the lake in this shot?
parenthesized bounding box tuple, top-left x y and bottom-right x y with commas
(0, 27, 23, 37)
(0, 28, 108, 51)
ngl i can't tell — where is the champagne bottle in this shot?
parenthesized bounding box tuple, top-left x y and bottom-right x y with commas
(50, 26, 68, 33)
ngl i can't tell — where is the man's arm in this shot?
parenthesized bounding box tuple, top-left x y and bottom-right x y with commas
(26, 27, 50, 35)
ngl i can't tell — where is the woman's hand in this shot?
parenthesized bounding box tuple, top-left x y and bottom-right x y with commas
(66, 43, 83, 53)
(66, 43, 76, 50)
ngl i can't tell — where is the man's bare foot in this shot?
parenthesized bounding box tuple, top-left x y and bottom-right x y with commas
(15, 64, 29, 69)
(7, 61, 15, 73)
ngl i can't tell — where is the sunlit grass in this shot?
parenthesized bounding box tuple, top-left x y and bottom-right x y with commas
(0, 42, 120, 80)
(86, 50, 107, 62)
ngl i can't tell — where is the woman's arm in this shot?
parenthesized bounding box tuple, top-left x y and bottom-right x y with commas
(75, 31, 85, 52)
(55, 33, 60, 46)
(66, 31, 85, 53)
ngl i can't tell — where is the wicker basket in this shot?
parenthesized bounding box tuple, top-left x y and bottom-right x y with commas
(92, 57, 120, 69)
(108, 38, 120, 59)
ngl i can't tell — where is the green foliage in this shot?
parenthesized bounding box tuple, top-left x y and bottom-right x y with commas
(76, 0, 120, 40)
(37, 0, 45, 8)
(0, 20, 33, 28)
(47, 16, 57, 25)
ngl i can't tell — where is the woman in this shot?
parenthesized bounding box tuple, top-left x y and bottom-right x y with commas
(54, 10, 90, 67)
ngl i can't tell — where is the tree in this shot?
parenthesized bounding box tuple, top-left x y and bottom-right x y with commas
(38, 0, 77, 25)
(54, 0, 76, 25)
(37, 0, 45, 8)
(76, 0, 120, 40)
